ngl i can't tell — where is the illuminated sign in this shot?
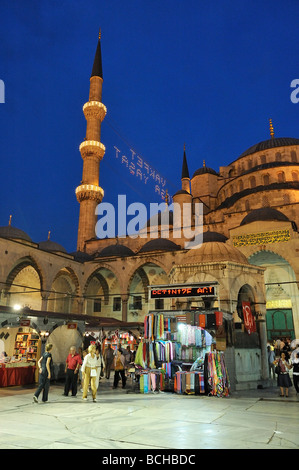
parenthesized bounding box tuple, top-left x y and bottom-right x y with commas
(150, 284, 216, 299)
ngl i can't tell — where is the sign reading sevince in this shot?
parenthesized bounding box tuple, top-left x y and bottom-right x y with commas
(150, 283, 217, 299)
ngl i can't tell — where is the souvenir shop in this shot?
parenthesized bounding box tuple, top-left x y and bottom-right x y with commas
(0, 307, 85, 384)
(133, 283, 230, 397)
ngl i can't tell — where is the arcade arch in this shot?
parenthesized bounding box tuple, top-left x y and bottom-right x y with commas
(127, 262, 170, 321)
(3, 257, 43, 310)
(249, 250, 298, 340)
(84, 267, 121, 319)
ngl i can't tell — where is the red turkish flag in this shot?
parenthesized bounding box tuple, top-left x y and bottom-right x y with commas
(242, 301, 256, 334)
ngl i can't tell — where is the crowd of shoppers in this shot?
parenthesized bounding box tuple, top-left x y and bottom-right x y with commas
(32, 337, 298, 403)
(33, 341, 136, 403)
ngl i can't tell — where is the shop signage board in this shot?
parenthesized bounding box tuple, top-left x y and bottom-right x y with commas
(150, 283, 217, 299)
(20, 319, 30, 327)
(67, 323, 77, 330)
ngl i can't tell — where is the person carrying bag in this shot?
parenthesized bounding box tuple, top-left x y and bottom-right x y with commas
(81, 344, 98, 402)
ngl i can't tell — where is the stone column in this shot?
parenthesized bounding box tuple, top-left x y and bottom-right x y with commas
(121, 295, 129, 322)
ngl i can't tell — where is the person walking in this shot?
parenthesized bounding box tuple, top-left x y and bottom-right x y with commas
(95, 346, 104, 391)
(267, 345, 276, 380)
(113, 345, 126, 389)
(81, 344, 98, 402)
(292, 352, 299, 394)
(33, 343, 53, 403)
(103, 343, 114, 379)
(273, 351, 293, 397)
(63, 346, 82, 397)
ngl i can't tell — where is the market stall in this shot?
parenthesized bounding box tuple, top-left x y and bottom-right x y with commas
(133, 311, 230, 396)
(0, 324, 41, 386)
(0, 362, 36, 387)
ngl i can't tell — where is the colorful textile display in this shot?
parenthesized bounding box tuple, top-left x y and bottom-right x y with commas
(154, 341, 174, 363)
(139, 370, 165, 393)
(177, 323, 212, 348)
(161, 362, 172, 379)
(144, 314, 165, 340)
(205, 351, 230, 397)
(174, 371, 205, 395)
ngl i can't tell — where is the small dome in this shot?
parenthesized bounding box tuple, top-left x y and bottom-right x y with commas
(139, 238, 181, 253)
(0, 225, 32, 242)
(203, 231, 228, 243)
(192, 166, 219, 178)
(71, 251, 94, 262)
(240, 208, 289, 226)
(185, 231, 228, 247)
(146, 210, 173, 227)
(184, 241, 248, 264)
(238, 137, 299, 159)
(39, 240, 67, 253)
(173, 189, 191, 197)
(97, 244, 134, 258)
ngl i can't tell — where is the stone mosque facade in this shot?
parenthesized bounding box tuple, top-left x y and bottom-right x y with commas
(1, 34, 299, 389)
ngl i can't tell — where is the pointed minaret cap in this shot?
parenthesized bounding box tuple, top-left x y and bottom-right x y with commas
(91, 28, 103, 79)
(181, 144, 190, 179)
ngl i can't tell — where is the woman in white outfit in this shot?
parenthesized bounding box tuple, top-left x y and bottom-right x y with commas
(81, 344, 98, 402)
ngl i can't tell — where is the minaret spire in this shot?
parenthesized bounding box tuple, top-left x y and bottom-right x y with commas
(269, 118, 274, 139)
(181, 144, 190, 193)
(91, 28, 103, 79)
(76, 30, 107, 251)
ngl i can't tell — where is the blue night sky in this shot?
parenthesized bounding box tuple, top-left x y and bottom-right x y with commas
(0, 0, 298, 252)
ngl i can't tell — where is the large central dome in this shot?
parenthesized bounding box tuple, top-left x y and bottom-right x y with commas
(238, 137, 299, 159)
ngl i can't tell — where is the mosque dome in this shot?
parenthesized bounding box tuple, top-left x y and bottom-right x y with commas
(146, 210, 173, 227)
(202, 231, 228, 243)
(240, 207, 289, 226)
(184, 241, 248, 265)
(0, 225, 32, 242)
(97, 243, 135, 258)
(172, 189, 191, 197)
(38, 239, 67, 253)
(139, 238, 181, 253)
(71, 251, 94, 262)
(238, 137, 299, 159)
(192, 166, 219, 178)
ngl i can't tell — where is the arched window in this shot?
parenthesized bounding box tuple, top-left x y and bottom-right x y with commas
(277, 171, 285, 183)
(263, 174, 270, 185)
(248, 160, 252, 169)
(262, 196, 269, 207)
(291, 151, 297, 162)
(275, 152, 282, 162)
(260, 155, 266, 164)
(239, 180, 243, 191)
(292, 171, 299, 182)
(245, 200, 250, 211)
(249, 176, 256, 188)
(230, 186, 234, 196)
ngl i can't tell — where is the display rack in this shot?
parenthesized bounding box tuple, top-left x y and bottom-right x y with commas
(134, 311, 230, 397)
(14, 328, 41, 366)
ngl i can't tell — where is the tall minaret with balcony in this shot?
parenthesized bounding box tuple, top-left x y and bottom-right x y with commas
(76, 30, 107, 251)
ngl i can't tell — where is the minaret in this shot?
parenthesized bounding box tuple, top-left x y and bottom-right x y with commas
(76, 30, 107, 251)
(181, 144, 190, 193)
